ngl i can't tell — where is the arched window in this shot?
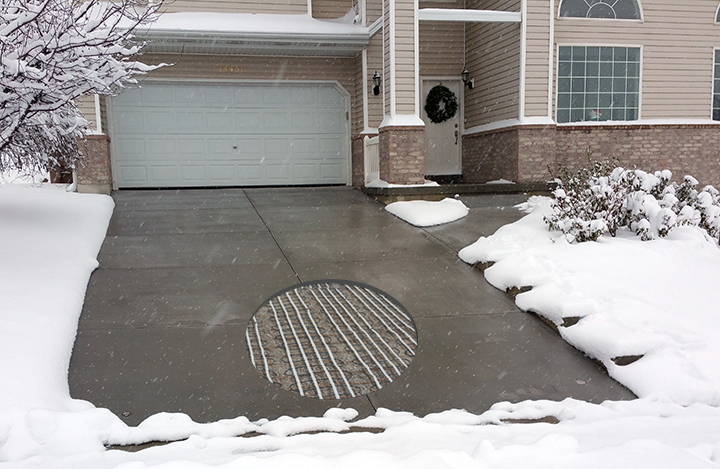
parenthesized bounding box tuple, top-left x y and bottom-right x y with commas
(716, 2, 720, 23)
(559, 0, 642, 20)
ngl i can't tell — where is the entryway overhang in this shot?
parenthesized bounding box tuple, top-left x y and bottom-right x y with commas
(418, 8, 522, 23)
(138, 12, 370, 57)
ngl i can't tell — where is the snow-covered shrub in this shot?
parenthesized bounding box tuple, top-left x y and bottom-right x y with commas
(545, 164, 720, 244)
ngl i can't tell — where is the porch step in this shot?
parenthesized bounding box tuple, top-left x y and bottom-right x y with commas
(361, 182, 554, 203)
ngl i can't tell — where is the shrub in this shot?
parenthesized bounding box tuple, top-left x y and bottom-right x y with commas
(545, 163, 720, 244)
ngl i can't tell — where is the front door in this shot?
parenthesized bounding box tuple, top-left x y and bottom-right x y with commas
(421, 79, 462, 176)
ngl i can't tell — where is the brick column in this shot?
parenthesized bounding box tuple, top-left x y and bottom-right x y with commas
(379, 126, 425, 184)
(76, 134, 112, 195)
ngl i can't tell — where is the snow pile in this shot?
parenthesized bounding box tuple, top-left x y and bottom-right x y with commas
(460, 196, 720, 405)
(147, 12, 368, 36)
(365, 178, 439, 188)
(10, 401, 720, 468)
(385, 198, 468, 227)
(0, 184, 116, 461)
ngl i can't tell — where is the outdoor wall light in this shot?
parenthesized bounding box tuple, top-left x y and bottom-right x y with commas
(461, 68, 474, 90)
(372, 71, 382, 96)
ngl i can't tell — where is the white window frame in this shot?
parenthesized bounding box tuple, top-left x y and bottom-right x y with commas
(715, 2, 720, 24)
(555, 43, 643, 126)
(557, 0, 644, 22)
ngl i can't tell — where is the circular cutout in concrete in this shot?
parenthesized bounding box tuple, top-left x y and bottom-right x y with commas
(246, 280, 418, 399)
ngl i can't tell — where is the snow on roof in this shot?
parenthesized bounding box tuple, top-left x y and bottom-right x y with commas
(147, 12, 368, 37)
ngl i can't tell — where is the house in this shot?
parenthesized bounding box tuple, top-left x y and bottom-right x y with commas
(76, 0, 720, 194)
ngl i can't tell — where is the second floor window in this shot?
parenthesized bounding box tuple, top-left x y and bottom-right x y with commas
(559, 0, 642, 20)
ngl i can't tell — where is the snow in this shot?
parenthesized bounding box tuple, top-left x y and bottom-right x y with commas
(147, 12, 368, 36)
(459, 196, 720, 405)
(2, 185, 720, 468)
(364, 178, 439, 188)
(385, 198, 469, 227)
(379, 114, 426, 128)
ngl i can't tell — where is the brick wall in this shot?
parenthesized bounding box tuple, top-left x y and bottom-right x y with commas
(351, 135, 365, 187)
(518, 126, 556, 183)
(379, 126, 425, 185)
(463, 124, 720, 186)
(461, 128, 519, 183)
(556, 125, 720, 187)
(76, 135, 112, 194)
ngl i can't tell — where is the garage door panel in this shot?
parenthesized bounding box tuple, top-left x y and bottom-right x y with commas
(237, 164, 264, 183)
(175, 87, 204, 105)
(146, 139, 177, 158)
(145, 112, 176, 133)
(321, 163, 345, 181)
(114, 138, 146, 161)
(265, 164, 290, 182)
(319, 112, 345, 133)
(113, 83, 347, 187)
(205, 87, 234, 104)
(290, 87, 316, 105)
(264, 112, 290, 132)
(291, 112, 319, 132)
(207, 112, 235, 133)
(176, 112, 205, 133)
(234, 87, 263, 105)
(235, 112, 261, 132)
(292, 163, 319, 182)
(113, 111, 145, 133)
(150, 165, 177, 183)
(177, 139, 206, 157)
(143, 86, 173, 104)
(120, 166, 148, 184)
(262, 87, 290, 105)
(264, 139, 290, 157)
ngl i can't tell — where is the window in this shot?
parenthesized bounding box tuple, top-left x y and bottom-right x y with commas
(559, 0, 641, 20)
(556, 46, 641, 124)
(716, 3, 720, 23)
(714, 50, 720, 121)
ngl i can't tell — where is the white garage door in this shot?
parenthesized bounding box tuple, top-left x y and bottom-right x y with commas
(111, 82, 348, 188)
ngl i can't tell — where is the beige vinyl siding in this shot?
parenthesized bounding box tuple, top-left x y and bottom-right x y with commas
(77, 95, 98, 132)
(313, 0, 356, 19)
(367, 0, 383, 23)
(554, 0, 720, 120)
(525, 0, 551, 117)
(419, 9, 464, 77)
(465, 0, 521, 126)
(367, 33, 385, 128)
(99, 95, 109, 135)
(159, 0, 307, 14)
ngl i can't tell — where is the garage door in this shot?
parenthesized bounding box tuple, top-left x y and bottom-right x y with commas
(111, 82, 348, 187)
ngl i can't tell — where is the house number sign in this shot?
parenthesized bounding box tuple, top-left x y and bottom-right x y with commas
(219, 65, 242, 73)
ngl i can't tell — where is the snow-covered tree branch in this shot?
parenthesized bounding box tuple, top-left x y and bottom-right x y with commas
(0, 0, 163, 174)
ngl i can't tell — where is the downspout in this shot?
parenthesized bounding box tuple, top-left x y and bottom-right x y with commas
(548, 0, 555, 119)
(519, 0, 527, 120)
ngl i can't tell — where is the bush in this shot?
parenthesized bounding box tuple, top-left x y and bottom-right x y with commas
(545, 163, 720, 244)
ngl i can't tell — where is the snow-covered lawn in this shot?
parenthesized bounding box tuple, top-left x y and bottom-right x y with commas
(2, 185, 720, 468)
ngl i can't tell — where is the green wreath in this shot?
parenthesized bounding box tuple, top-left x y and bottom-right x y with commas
(424, 85, 458, 124)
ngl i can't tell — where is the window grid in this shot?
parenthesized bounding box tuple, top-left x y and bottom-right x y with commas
(559, 0, 642, 20)
(556, 46, 640, 124)
(714, 50, 720, 121)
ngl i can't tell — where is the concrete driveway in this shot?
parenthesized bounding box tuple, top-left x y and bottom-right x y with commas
(69, 187, 633, 426)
